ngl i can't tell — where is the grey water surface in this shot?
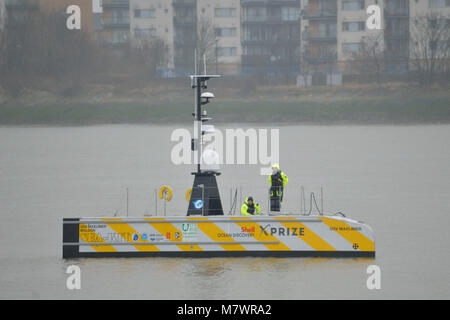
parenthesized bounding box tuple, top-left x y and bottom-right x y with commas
(0, 124, 449, 299)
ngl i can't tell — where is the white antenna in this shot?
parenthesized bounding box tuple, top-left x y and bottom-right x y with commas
(194, 49, 198, 75)
(203, 54, 207, 75)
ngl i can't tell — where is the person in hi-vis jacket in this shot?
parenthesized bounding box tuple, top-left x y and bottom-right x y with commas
(241, 196, 261, 216)
(268, 164, 288, 212)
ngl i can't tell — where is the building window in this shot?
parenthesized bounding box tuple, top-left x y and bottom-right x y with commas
(281, 6, 300, 21)
(111, 9, 129, 24)
(217, 47, 237, 57)
(214, 8, 237, 18)
(245, 46, 269, 56)
(429, 0, 450, 8)
(318, 22, 337, 37)
(342, 42, 363, 54)
(342, 0, 365, 11)
(134, 9, 156, 18)
(245, 7, 267, 22)
(134, 28, 156, 39)
(342, 21, 365, 32)
(215, 27, 237, 37)
(432, 0, 450, 7)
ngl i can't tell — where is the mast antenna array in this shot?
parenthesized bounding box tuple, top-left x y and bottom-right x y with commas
(187, 52, 222, 216)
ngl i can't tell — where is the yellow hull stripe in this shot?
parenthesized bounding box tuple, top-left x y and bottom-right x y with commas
(101, 218, 159, 252)
(319, 218, 375, 251)
(79, 223, 117, 252)
(194, 218, 247, 251)
(277, 220, 336, 251)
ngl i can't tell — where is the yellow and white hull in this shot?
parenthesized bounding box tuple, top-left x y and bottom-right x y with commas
(63, 215, 375, 258)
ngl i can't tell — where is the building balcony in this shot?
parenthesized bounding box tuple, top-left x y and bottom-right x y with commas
(241, 0, 300, 6)
(173, 0, 196, 7)
(304, 31, 337, 42)
(302, 9, 337, 20)
(102, 0, 129, 9)
(242, 38, 300, 45)
(103, 18, 130, 28)
(384, 8, 409, 18)
(304, 54, 337, 64)
(242, 14, 300, 24)
(174, 17, 196, 26)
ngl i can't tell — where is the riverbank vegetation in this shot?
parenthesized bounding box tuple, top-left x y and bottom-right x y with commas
(1, 82, 449, 125)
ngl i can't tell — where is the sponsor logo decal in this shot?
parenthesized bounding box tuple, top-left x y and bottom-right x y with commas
(181, 223, 197, 240)
(241, 226, 255, 233)
(193, 200, 204, 209)
(259, 224, 304, 237)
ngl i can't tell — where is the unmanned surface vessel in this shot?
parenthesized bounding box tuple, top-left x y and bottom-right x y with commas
(62, 71, 375, 259)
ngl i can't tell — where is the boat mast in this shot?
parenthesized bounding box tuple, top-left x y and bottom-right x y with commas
(187, 54, 222, 216)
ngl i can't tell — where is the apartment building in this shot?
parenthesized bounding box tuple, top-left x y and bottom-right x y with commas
(383, 0, 409, 73)
(172, 0, 197, 74)
(409, 0, 450, 72)
(126, 0, 450, 77)
(123, 0, 301, 75)
(127, 0, 242, 75)
(302, 0, 450, 78)
(339, 0, 382, 62)
(101, 0, 130, 47)
(301, 0, 337, 70)
(129, 0, 175, 70)
(301, 0, 382, 73)
(241, 0, 301, 74)
(198, 0, 241, 74)
(2, 0, 449, 78)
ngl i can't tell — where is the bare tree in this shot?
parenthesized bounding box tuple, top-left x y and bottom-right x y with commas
(349, 32, 385, 87)
(410, 12, 450, 85)
(1, 9, 94, 77)
(318, 44, 338, 77)
(196, 17, 217, 72)
(298, 47, 313, 87)
(134, 36, 170, 77)
(0, 9, 97, 96)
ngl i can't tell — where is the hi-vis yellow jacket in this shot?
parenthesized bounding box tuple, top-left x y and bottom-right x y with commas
(241, 198, 261, 216)
(268, 164, 288, 188)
